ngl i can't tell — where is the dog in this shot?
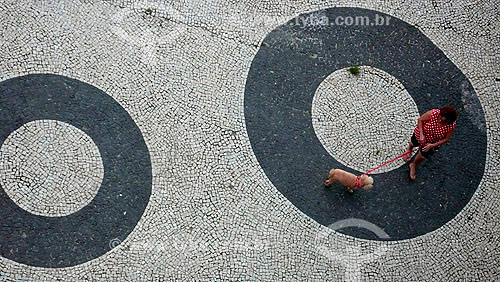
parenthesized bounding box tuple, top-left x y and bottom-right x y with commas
(324, 168, 373, 193)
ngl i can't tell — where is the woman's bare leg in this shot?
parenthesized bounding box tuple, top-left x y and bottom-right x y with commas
(409, 151, 425, 180)
(403, 140, 414, 162)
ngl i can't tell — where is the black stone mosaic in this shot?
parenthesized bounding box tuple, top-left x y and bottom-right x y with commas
(0, 74, 152, 267)
(244, 7, 487, 240)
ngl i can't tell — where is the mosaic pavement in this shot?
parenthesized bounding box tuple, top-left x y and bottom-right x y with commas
(0, 0, 499, 280)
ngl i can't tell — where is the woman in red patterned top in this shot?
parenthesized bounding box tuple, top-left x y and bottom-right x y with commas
(403, 106, 457, 180)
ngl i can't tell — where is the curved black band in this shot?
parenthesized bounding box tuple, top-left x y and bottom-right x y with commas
(0, 74, 152, 267)
(244, 7, 486, 240)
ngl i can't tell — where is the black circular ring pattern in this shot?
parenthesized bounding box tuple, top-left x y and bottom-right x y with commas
(244, 7, 486, 240)
(0, 74, 152, 267)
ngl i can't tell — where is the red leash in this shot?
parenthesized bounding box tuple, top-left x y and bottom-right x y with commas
(361, 149, 417, 176)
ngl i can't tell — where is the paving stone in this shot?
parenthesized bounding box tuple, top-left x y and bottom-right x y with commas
(0, 119, 103, 217)
(0, 0, 498, 281)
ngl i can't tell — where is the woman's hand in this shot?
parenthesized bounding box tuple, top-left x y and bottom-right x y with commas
(418, 132, 425, 144)
(422, 143, 435, 152)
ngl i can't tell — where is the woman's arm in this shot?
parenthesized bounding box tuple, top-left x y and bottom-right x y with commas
(422, 129, 454, 152)
(417, 110, 433, 142)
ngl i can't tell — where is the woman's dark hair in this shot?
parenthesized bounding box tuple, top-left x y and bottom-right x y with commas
(440, 106, 458, 124)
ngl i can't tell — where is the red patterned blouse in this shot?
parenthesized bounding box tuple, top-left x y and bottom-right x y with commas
(414, 109, 456, 146)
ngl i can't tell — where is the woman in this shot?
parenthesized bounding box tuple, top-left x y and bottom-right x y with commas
(404, 106, 457, 180)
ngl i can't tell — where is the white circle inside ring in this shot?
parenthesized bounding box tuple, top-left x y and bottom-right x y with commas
(312, 66, 420, 173)
(0, 119, 104, 217)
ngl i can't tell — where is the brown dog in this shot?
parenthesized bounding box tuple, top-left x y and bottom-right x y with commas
(324, 168, 373, 193)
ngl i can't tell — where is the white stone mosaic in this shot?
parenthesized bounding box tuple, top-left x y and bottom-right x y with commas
(312, 66, 419, 173)
(0, 120, 103, 217)
(0, 0, 498, 280)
